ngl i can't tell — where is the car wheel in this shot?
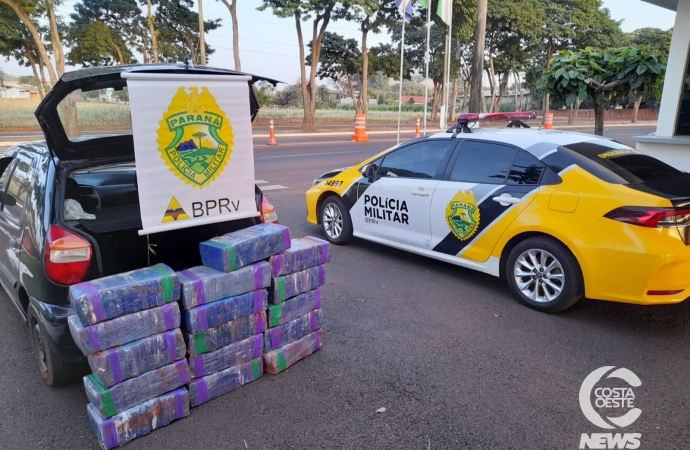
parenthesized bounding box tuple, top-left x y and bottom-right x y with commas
(320, 196, 353, 245)
(505, 237, 584, 312)
(28, 306, 82, 386)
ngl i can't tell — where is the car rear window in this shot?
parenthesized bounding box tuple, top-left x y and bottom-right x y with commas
(562, 141, 683, 184)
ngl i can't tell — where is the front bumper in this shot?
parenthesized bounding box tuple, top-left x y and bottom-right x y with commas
(29, 297, 85, 363)
(571, 218, 690, 305)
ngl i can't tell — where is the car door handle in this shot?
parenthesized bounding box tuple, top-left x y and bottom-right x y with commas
(492, 194, 521, 205)
(411, 190, 431, 197)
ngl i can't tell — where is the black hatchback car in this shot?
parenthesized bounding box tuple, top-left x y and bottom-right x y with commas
(0, 64, 278, 386)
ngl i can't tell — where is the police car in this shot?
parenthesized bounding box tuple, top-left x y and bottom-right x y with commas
(305, 113, 690, 312)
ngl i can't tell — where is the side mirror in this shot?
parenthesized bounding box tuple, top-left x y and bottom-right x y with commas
(3, 193, 16, 207)
(363, 164, 377, 182)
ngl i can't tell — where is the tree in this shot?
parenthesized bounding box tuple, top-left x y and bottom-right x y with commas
(253, 80, 275, 106)
(542, 45, 666, 136)
(142, 0, 159, 62)
(274, 81, 303, 108)
(259, 1, 337, 132)
(156, 0, 220, 65)
(217, 0, 241, 70)
(469, 0, 488, 114)
(307, 32, 361, 107)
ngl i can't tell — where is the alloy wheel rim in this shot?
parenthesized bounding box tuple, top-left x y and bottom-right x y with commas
(513, 249, 565, 303)
(33, 320, 48, 373)
(323, 203, 343, 239)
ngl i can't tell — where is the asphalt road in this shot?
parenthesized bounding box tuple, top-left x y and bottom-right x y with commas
(3, 125, 690, 449)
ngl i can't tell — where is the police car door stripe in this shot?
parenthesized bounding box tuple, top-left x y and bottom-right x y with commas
(432, 184, 535, 256)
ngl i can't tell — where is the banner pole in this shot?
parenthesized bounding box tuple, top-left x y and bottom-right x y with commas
(422, 4, 431, 135)
(442, 12, 453, 130)
(397, 18, 406, 145)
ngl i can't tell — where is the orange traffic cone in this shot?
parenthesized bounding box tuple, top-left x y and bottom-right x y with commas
(268, 115, 278, 145)
(351, 113, 369, 142)
(543, 112, 554, 130)
(414, 114, 421, 138)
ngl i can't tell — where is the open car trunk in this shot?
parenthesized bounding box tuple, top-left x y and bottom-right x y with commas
(60, 161, 262, 279)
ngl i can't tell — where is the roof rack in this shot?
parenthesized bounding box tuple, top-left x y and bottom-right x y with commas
(448, 111, 537, 134)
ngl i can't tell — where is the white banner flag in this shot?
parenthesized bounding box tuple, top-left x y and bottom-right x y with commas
(122, 73, 258, 235)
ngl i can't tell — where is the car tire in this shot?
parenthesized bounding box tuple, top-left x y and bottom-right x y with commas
(320, 196, 353, 245)
(28, 306, 82, 386)
(505, 237, 584, 312)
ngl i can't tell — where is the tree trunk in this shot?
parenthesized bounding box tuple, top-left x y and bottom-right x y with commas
(568, 103, 575, 125)
(347, 77, 356, 110)
(484, 67, 493, 112)
(469, 0, 488, 114)
(25, 51, 44, 99)
(462, 82, 470, 112)
(146, 0, 159, 63)
(359, 28, 369, 115)
(108, 39, 125, 64)
(46, 0, 65, 76)
(1, 0, 59, 85)
(38, 60, 48, 95)
(593, 91, 604, 136)
(431, 81, 442, 122)
(496, 74, 509, 111)
(632, 93, 642, 123)
(219, 0, 241, 70)
(544, 38, 553, 117)
(513, 71, 519, 112)
(294, 12, 313, 132)
(450, 77, 458, 121)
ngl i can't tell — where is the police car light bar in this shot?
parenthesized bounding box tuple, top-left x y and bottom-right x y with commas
(453, 111, 537, 133)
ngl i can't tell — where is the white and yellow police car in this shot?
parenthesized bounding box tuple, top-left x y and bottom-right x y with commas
(306, 113, 690, 312)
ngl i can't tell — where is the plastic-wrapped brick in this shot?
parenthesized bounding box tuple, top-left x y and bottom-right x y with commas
(185, 311, 267, 356)
(183, 290, 267, 334)
(69, 303, 180, 356)
(87, 329, 186, 388)
(70, 264, 180, 326)
(199, 223, 291, 273)
(188, 359, 262, 407)
(264, 329, 323, 375)
(178, 262, 271, 310)
(264, 309, 322, 352)
(268, 288, 321, 327)
(87, 387, 189, 450)
(188, 334, 263, 378)
(84, 359, 191, 419)
(269, 236, 330, 277)
(271, 265, 325, 304)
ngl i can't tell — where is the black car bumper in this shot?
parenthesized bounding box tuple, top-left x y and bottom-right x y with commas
(29, 297, 85, 363)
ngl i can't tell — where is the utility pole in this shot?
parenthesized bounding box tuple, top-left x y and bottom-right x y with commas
(198, 0, 207, 65)
(468, 0, 487, 114)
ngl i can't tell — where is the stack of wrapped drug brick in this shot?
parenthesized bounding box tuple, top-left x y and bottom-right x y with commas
(67, 264, 190, 450)
(264, 236, 330, 374)
(181, 223, 291, 407)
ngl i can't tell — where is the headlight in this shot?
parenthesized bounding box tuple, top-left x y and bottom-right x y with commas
(312, 178, 323, 186)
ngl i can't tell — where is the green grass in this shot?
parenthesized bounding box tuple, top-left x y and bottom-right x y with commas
(256, 108, 421, 123)
(0, 99, 132, 130)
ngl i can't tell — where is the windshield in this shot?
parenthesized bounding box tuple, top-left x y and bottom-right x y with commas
(562, 141, 684, 184)
(57, 86, 132, 141)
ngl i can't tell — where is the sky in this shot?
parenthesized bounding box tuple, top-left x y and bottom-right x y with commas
(0, 0, 679, 83)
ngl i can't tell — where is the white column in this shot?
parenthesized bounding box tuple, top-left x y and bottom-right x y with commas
(656, 0, 690, 136)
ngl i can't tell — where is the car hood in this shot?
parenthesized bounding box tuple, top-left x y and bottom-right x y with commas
(35, 64, 280, 161)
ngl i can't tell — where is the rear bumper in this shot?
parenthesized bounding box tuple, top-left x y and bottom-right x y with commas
(571, 218, 690, 305)
(29, 297, 85, 363)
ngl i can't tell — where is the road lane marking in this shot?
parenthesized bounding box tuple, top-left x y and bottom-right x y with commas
(260, 185, 288, 191)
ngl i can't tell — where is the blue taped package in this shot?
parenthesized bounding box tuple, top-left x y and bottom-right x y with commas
(87, 387, 189, 450)
(199, 223, 291, 272)
(84, 359, 191, 419)
(269, 236, 331, 276)
(178, 262, 271, 310)
(188, 358, 263, 407)
(185, 311, 267, 356)
(188, 334, 263, 378)
(268, 288, 322, 327)
(271, 265, 325, 304)
(70, 264, 180, 326)
(87, 329, 186, 388)
(183, 289, 268, 334)
(264, 309, 322, 351)
(68, 303, 180, 356)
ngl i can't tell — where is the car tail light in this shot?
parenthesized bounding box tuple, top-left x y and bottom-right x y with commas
(605, 207, 690, 228)
(259, 196, 279, 224)
(44, 225, 92, 285)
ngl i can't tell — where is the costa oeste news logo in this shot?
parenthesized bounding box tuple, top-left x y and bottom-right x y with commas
(579, 366, 642, 449)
